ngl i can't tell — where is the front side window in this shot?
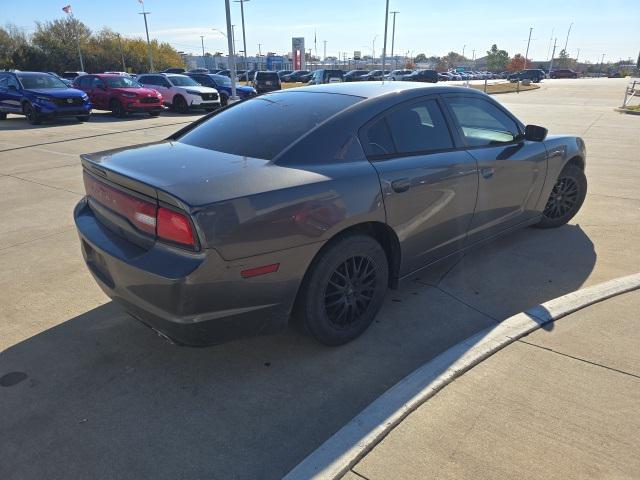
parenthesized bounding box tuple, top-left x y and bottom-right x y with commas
(211, 75, 231, 86)
(178, 91, 362, 160)
(446, 97, 520, 147)
(168, 75, 200, 87)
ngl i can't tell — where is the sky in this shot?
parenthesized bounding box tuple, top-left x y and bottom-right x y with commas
(3, 0, 639, 64)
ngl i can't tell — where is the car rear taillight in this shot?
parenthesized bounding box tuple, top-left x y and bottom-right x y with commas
(83, 172, 196, 248)
(83, 172, 157, 235)
(157, 207, 195, 247)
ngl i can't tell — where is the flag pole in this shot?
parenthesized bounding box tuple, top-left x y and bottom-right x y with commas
(63, 6, 84, 71)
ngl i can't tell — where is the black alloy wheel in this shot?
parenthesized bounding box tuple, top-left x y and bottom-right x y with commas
(23, 103, 41, 125)
(220, 94, 229, 106)
(324, 255, 377, 330)
(536, 164, 587, 228)
(173, 95, 189, 114)
(296, 234, 388, 346)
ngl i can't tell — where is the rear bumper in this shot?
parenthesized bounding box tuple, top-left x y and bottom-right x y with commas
(74, 199, 314, 346)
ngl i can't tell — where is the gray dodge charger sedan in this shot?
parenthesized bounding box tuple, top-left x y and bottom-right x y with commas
(74, 82, 587, 346)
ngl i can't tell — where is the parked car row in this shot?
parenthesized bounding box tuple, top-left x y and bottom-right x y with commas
(0, 70, 264, 124)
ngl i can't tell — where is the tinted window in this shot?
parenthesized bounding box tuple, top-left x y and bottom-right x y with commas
(256, 72, 279, 81)
(178, 91, 362, 160)
(167, 75, 199, 87)
(92, 77, 105, 88)
(364, 118, 395, 156)
(446, 97, 520, 146)
(0, 75, 7, 88)
(386, 99, 453, 154)
(105, 76, 141, 88)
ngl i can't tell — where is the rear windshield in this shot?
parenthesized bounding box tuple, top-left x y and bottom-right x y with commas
(256, 72, 279, 81)
(178, 91, 362, 160)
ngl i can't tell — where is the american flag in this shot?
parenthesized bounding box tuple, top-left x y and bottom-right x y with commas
(138, 0, 144, 4)
(62, 5, 72, 13)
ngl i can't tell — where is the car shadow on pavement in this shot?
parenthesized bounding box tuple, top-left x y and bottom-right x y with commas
(0, 224, 595, 480)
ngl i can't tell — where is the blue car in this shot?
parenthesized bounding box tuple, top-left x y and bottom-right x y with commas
(186, 73, 257, 106)
(0, 71, 92, 124)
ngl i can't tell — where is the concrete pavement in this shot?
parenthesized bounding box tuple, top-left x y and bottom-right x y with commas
(1, 78, 639, 479)
(347, 290, 640, 480)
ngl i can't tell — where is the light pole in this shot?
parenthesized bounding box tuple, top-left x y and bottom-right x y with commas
(224, 0, 238, 101)
(234, 0, 249, 70)
(524, 27, 533, 69)
(138, 0, 154, 72)
(390, 11, 399, 69)
(462, 44, 466, 58)
(381, 0, 389, 75)
(116, 33, 126, 72)
(323, 40, 327, 62)
(547, 28, 555, 60)
(599, 53, 606, 76)
(549, 38, 557, 73)
(563, 22, 573, 52)
(62, 6, 84, 71)
(372, 34, 378, 62)
(576, 48, 580, 64)
(200, 35, 205, 57)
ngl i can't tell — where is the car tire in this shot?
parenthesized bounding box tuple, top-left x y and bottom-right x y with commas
(23, 103, 41, 125)
(297, 234, 388, 346)
(535, 164, 587, 229)
(76, 115, 90, 122)
(173, 95, 189, 114)
(220, 94, 229, 106)
(0, 112, 7, 120)
(110, 99, 126, 118)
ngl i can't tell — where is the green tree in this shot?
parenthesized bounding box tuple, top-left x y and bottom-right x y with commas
(414, 53, 427, 63)
(485, 44, 509, 72)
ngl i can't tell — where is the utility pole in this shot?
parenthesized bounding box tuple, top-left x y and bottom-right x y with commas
(390, 11, 399, 70)
(138, 1, 154, 72)
(599, 53, 606, 76)
(257, 43, 262, 69)
(224, 0, 238, 101)
(116, 33, 126, 72)
(547, 28, 555, 60)
(575, 48, 580, 64)
(231, 24, 237, 56)
(234, 0, 249, 70)
(462, 44, 466, 58)
(563, 22, 573, 52)
(524, 27, 533, 69)
(549, 38, 557, 73)
(372, 34, 378, 62)
(381, 0, 389, 75)
(323, 40, 327, 61)
(200, 36, 205, 57)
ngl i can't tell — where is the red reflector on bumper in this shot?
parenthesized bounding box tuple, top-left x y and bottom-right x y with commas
(240, 263, 280, 278)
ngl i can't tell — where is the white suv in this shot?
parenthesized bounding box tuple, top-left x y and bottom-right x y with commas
(135, 73, 220, 113)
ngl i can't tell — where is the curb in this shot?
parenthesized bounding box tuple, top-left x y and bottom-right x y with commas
(284, 272, 640, 480)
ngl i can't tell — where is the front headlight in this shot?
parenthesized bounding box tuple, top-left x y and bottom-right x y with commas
(119, 92, 137, 98)
(81, 93, 89, 100)
(185, 90, 201, 96)
(34, 96, 52, 104)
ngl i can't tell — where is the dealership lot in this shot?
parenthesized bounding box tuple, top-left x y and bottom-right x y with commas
(1, 78, 639, 479)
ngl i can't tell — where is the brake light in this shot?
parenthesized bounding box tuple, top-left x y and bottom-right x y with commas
(157, 207, 195, 247)
(83, 172, 157, 235)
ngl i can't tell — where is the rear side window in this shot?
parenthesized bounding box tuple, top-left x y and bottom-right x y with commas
(446, 97, 520, 147)
(257, 72, 279, 81)
(386, 99, 453, 154)
(178, 91, 362, 160)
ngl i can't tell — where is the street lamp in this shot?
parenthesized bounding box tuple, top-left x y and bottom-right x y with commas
(390, 11, 399, 69)
(234, 0, 250, 70)
(381, 0, 389, 75)
(138, 1, 154, 72)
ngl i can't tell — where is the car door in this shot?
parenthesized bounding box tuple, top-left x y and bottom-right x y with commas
(361, 96, 479, 275)
(442, 94, 547, 243)
(90, 77, 110, 109)
(0, 75, 23, 112)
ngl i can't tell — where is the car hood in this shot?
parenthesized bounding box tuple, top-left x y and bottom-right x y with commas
(26, 88, 86, 98)
(81, 141, 328, 209)
(175, 85, 217, 93)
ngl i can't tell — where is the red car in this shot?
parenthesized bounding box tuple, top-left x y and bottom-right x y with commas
(550, 69, 578, 79)
(73, 74, 164, 117)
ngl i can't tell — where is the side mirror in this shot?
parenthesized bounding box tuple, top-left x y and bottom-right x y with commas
(524, 124, 548, 142)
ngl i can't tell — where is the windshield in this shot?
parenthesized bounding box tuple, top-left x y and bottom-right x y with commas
(18, 74, 68, 89)
(178, 91, 363, 160)
(105, 76, 142, 88)
(211, 74, 231, 86)
(167, 75, 199, 87)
